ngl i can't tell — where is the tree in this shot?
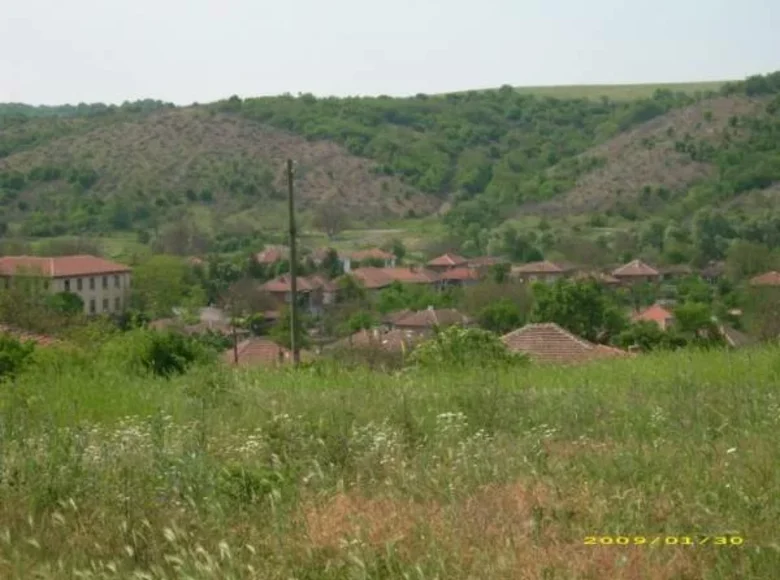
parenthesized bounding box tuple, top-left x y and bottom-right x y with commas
(615, 320, 686, 352)
(320, 248, 345, 278)
(530, 279, 628, 343)
(384, 238, 406, 263)
(410, 326, 527, 369)
(672, 302, 725, 347)
(724, 240, 779, 282)
(477, 298, 523, 334)
(46, 291, 84, 315)
(130, 255, 194, 319)
(0, 333, 36, 379)
(312, 200, 350, 240)
(343, 311, 377, 334)
(269, 306, 310, 350)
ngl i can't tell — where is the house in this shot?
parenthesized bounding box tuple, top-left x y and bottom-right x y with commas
(261, 275, 315, 313)
(701, 261, 725, 283)
(501, 322, 630, 365)
(0, 255, 132, 316)
(611, 259, 661, 284)
(438, 266, 482, 288)
(426, 253, 468, 273)
(466, 256, 507, 269)
(222, 337, 295, 367)
(255, 245, 290, 266)
(347, 267, 440, 294)
(391, 307, 473, 332)
(632, 303, 675, 331)
(305, 274, 340, 313)
(349, 248, 396, 268)
(327, 327, 425, 353)
(510, 261, 567, 283)
(749, 271, 780, 287)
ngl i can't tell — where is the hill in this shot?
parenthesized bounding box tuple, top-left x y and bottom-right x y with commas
(0, 72, 778, 251)
(0, 108, 439, 237)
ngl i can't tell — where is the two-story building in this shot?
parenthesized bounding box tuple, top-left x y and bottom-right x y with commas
(0, 255, 132, 315)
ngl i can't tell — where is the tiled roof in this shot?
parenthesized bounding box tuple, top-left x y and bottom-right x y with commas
(328, 328, 426, 352)
(350, 248, 395, 262)
(255, 246, 289, 264)
(632, 304, 675, 325)
(310, 247, 347, 262)
(393, 308, 472, 329)
(511, 260, 565, 274)
(750, 271, 780, 286)
(501, 322, 630, 364)
(611, 259, 660, 278)
(223, 337, 292, 366)
(349, 267, 440, 289)
(306, 274, 339, 292)
(571, 271, 620, 285)
(0, 324, 59, 347)
(427, 253, 468, 267)
(261, 274, 314, 293)
(0, 255, 131, 278)
(438, 267, 481, 282)
(382, 309, 414, 325)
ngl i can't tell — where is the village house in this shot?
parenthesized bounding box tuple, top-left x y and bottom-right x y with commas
(260, 274, 316, 313)
(611, 259, 661, 285)
(349, 248, 396, 269)
(254, 245, 290, 266)
(437, 266, 482, 288)
(571, 270, 621, 286)
(501, 322, 630, 365)
(390, 307, 473, 334)
(632, 303, 676, 331)
(426, 252, 468, 273)
(346, 266, 440, 295)
(310, 247, 352, 273)
(222, 337, 298, 367)
(305, 274, 340, 313)
(510, 261, 568, 283)
(659, 264, 695, 281)
(0, 255, 132, 316)
(327, 327, 425, 354)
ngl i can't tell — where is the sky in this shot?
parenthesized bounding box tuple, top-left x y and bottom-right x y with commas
(1, 0, 779, 105)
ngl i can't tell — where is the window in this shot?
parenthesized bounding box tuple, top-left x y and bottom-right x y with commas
(103, 298, 109, 312)
(115, 297, 121, 311)
(89, 299, 96, 314)
(77, 278, 83, 291)
(89, 277, 95, 290)
(114, 275, 120, 288)
(102, 276, 108, 289)
(64, 279, 71, 292)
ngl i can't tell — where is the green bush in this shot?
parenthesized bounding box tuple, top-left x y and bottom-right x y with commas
(0, 333, 36, 379)
(100, 329, 214, 378)
(409, 325, 527, 369)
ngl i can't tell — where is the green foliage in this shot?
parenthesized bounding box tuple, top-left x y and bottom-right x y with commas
(131, 255, 203, 319)
(377, 281, 455, 314)
(531, 279, 628, 343)
(269, 307, 310, 350)
(477, 298, 524, 334)
(343, 311, 377, 334)
(0, 333, 36, 379)
(615, 321, 687, 352)
(45, 292, 84, 315)
(100, 329, 213, 378)
(672, 302, 725, 348)
(409, 325, 527, 369)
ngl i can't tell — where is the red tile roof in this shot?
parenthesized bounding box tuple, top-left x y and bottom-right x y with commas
(0, 255, 130, 278)
(382, 309, 414, 325)
(350, 248, 395, 262)
(611, 259, 660, 278)
(223, 337, 292, 366)
(511, 260, 565, 274)
(255, 246, 289, 264)
(632, 304, 675, 326)
(0, 324, 59, 347)
(306, 274, 339, 292)
(349, 267, 440, 289)
(261, 275, 314, 293)
(329, 328, 426, 352)
(393, 308, 472, 329)
(427, 253, 468, 267)
(438, 267, 481, 282)
(571, 271, 620, 285)
(750, 271, 780, 287)
(502, 323, 630, 364)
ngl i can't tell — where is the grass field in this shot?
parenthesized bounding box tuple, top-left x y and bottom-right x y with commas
(0, 339, 778, 579)
(508, 81, 729, 101)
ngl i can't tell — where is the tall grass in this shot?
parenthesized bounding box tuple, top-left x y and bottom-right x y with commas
(0, 342, 778, 578)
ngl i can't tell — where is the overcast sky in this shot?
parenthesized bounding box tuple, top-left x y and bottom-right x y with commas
(2, 0, 778, 105)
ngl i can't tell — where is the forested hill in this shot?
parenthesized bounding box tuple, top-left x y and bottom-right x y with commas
(0, 72, 779, 242)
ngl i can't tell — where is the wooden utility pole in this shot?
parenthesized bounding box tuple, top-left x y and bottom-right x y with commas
(287, 159, 300, 365)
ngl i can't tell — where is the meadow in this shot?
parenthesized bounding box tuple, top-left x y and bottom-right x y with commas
(0, 340, 778, 579)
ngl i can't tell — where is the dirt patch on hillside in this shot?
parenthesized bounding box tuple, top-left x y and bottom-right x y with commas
(527, 96, 768, 216)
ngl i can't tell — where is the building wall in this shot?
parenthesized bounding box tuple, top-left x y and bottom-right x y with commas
(53, 272, 132, 315)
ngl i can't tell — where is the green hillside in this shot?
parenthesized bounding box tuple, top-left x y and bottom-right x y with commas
(1, 72, 779, 265)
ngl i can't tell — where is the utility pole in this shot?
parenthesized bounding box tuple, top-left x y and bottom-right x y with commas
(287, 159, 300, 365)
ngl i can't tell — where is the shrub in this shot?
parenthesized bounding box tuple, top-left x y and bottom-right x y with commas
(0, 333, 36, 379)
(100, 329, 214, 378)
(409, 325, 527, 369)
